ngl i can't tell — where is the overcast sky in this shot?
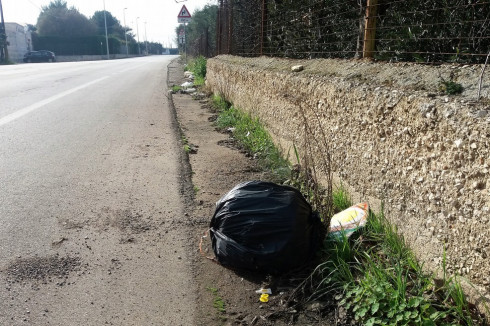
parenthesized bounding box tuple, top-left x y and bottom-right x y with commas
(2, 0, 215, 47)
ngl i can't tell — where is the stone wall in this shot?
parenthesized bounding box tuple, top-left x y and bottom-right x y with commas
(206, 55, 490, 302)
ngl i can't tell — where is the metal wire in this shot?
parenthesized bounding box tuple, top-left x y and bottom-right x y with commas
(216, 0, 490, 63)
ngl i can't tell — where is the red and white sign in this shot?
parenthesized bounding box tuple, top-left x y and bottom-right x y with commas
(178, 5, 192, 23)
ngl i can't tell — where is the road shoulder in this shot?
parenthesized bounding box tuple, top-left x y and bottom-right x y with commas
(168, 59, 289, 326)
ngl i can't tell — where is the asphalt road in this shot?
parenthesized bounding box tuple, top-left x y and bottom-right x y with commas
(0, 56, 196, 325)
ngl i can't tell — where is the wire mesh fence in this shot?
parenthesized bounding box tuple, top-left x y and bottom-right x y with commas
(216, 0, 490, 63)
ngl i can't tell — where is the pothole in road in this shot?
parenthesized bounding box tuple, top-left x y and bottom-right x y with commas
(5, 255, 82, 284)
(102, 208, 154, 234)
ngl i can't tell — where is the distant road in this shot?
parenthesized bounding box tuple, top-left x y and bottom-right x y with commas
(0, 56, 197, 325)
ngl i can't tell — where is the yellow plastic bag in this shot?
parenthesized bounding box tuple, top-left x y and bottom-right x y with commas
(328, 202, 368, 239)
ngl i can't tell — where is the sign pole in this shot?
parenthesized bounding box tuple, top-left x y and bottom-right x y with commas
(177, 4, 191, 62)
(103, 0, 110, 60)
(184, 23, 187, 63)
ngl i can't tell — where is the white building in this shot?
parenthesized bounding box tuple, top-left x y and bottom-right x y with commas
(5, 23, 32, 63)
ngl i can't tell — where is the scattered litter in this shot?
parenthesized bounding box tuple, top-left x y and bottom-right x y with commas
(180, 81, 194, 89)
(255, 288, 272, 295)
(259, 294, 269, 303)
(182, 88, 197, 94)
(328, 202, 368, 239)
(209, 181, 322, 274)
(291, 65, 304, 72)
(226, 127, 236, 133)
(184, 71, 193, 78)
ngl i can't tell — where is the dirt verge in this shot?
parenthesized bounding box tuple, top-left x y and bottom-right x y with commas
(168, 59, 350, 325)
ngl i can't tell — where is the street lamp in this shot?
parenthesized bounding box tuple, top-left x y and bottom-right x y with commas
(102, 0, 110, 59)
(123, 8, 129, 56)
(144, 22, 148, 55)
(136, 17, 141, 55)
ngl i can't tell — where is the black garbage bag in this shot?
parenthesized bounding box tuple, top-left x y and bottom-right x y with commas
(209, 181, 322, 274)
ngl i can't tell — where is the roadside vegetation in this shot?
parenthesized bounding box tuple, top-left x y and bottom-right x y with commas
(304, 187, 486, 325)
(180, 57, 485, 325)
(185, 56, 207, 87)
(207, 287, 227, 322)
(213, 95, 290, 182)
(209, 93, 487, 325)
(171, 85, 182, 93)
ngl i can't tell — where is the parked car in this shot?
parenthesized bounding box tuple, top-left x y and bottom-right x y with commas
(23, 50, 56, 63)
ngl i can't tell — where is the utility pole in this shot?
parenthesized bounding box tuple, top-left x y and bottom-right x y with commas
(144, 22, 148, 55)
(0, 0, 9, 63)
(103, 0, 110, 59)
(123, 8, 129, 56)
(136, 17, 141, 55)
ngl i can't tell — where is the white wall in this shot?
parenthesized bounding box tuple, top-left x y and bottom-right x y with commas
(5, 23, 32, 63)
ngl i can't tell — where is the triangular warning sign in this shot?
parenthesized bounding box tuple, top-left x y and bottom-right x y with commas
(178, 5, 191, 18)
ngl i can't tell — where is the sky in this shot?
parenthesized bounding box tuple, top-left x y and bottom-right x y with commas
(2, 0, 215, 47)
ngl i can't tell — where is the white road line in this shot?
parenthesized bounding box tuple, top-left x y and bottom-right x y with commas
(0, 76, 109, 127)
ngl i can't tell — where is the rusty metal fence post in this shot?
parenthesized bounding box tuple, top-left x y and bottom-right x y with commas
(363, 0, 378, 58)
(260, 0, 267, 56)
(227, 0, 233, 54)
(217, 0, 223, 55)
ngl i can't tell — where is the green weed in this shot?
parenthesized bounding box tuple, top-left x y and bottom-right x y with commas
(313, 209, 484, 325)
(187, 56, 207, 80)
(212, 95, 290, 181)
(332, 185, 352, 212)
(194, 75, 205, 87)
(171, 85, 182, 93)
(440, 80, 463, 95)
(207, 287, 226, 315)
(182, 135, 190, 153)
(212, 95, 230, 112)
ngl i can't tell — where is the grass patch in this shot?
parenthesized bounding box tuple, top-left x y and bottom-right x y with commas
(171, 85, 182, 93)
(440, 80, 464, 95)
(301, 205, 486, 325)
(212, 95, 230, 112)
(194, 75, 205, 87)
(332, 184, 351, 212)
(207, 287, 226, 321)
(212, 95, 290, 181)
(186, 56, 207, 87)
(182, 135, 190, 153)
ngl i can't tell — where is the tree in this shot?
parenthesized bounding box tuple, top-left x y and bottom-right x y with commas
(36, 0, 96, 37)
(91, 10, 125, 39)
(27, 24, 37, 32)
(147, 42, 164, 55)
